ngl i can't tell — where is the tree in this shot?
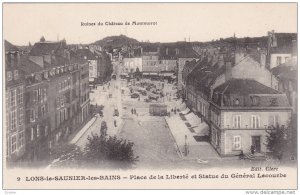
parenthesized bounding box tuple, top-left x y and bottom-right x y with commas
(85, 133, 138, 167)
(265, 124, 288, 160)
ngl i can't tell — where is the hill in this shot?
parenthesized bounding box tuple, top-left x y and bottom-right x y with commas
(93, 35, 139, 48)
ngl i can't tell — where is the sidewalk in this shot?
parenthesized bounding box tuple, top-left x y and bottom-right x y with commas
(165, 113, 220, 160)
(69, 114, 99, 144)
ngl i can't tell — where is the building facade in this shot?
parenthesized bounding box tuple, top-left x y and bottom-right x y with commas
(5, 41, 26, 162)
(210, 79, 291, 156)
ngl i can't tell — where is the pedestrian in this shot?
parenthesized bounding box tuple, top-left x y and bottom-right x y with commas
(114, 119, 117, 127)
(131, 108, 133, 114)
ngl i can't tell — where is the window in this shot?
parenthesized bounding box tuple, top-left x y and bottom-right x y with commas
(251, 96, 260, 106)
(7, 71, 12, 81)
(14, 70, 19, 80)
(56, 97, 60, 109)
(270, 98, 278, 106)
(17, 87, 23, 105)
(37, 125, 40, 137)
(62, 81, 65, 91)
(269, 115, 279, 127)
(43, 88, 47, 102)
(45, 126, 48, 136)
(30, 109, 36, 122)
(31, 128, 34, 141)
(18, 107, 24, 126)
(64, 108, 68, 120)
(285, 57, 289, 62)
(233, 115, 241, 128)
(202, 105, 206, 117)
(233, 136, 242, 150)
(234, 98, 240, 106)
(58, 83, 62, 92)
(60, 109, 65, 122)
(10, 110, 17, 130)
(251, 115, 260, 128)
(11, 135, 17, 153)
(41, 105, 46, 116)
(60, 97, 64, 107)
(18, 131, 25, 148)
(33, 90, 38, 102)
(10, 89, 16, 108)
(276, 56, 282, 65)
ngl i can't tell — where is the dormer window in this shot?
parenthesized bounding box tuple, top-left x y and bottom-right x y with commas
(7, 71, 12, 81)
(234, 98, 240, 106)
(270, 98, 278, 106)
(251, 96, 260, 106)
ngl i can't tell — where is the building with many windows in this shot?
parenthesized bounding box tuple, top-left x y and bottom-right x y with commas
(20, 58, 50, 161)
(5, 38, 91, 162)
(210, 79, 291, 156)
(5, 41, 26, 162)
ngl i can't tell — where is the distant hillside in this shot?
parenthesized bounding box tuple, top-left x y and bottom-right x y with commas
(93, 35, 139, 48)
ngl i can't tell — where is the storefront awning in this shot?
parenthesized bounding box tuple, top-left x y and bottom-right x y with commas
(181, 108, 190, 115)
(186, 112, 201, 127)
(161, 73, 174, 77)
(193, 122, 209, 136)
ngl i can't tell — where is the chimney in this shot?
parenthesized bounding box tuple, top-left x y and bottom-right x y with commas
(225, 61, 232, 81)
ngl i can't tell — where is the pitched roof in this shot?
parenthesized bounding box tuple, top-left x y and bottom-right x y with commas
(19, 56, 43, 74)
(271, 59, 297, 81)
(30, 41, 62, 56)
(176, 47, 200, 58)
(212, 79, 290, 108)
(5, 40, 19, 52)
(74, 49, 97, 60)
(214, 79, 281, 95)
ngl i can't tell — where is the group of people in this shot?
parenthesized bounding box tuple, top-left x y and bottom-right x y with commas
(171, 107, 178, 114)
(131, 108, 138, 115)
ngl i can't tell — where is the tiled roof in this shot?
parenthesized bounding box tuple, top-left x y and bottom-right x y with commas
(30, 41, 63, 56)
(19, 56, 43, 74)
(214, 79, 281, 95)
(176, 47, 200, 58)
(271, 60, 297, 81)
(212, 79, 290, 108)
(5, 40, 19, 52)
(74, 49, 97, 60)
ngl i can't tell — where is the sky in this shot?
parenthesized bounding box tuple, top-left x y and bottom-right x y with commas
(3, 3, 297, 46)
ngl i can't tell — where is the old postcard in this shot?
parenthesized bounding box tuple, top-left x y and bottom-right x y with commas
(2, 2, 298, 190)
